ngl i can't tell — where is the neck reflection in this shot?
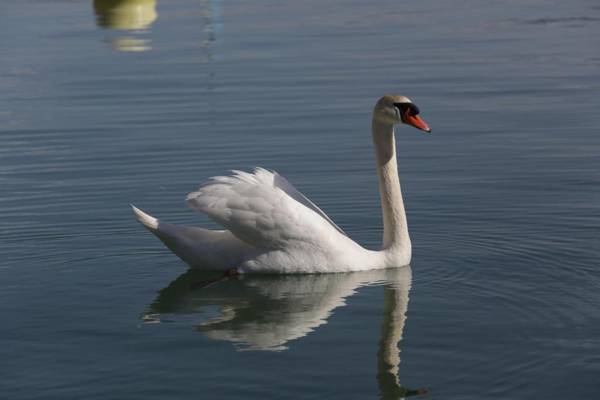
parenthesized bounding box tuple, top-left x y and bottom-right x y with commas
(143, 267, 427, 397)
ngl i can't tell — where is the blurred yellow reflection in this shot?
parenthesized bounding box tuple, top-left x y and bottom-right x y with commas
(94, 0, 157, 31)
(111, 37, 151, 52)
(94, 0, 157, 52)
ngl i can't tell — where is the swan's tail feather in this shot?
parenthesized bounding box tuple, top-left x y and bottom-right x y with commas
(131, 204, 159, 231)
(131, 204, 249, 271)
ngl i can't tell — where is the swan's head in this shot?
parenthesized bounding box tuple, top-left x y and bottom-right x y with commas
(374, 95, 431, 133)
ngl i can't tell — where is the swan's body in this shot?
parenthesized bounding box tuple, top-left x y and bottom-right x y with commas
(132, 168, 389, 273)
(133, 95, 430, 273)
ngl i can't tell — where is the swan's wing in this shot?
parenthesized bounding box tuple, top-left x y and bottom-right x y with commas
(186, 168, 347, 249)
(271, 172, 346, 236)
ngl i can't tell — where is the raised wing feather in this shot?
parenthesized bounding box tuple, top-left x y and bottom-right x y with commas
(186, 168, 346, 249)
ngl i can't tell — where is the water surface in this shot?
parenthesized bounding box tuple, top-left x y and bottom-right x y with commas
(1, 0, 599, 398)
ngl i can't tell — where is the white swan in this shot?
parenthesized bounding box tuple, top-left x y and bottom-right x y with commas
(132, 94, 431, 273)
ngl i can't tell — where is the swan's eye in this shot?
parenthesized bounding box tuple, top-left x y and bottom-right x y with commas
(394, 102, 420, 116)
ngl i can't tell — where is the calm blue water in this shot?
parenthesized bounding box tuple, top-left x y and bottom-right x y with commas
(1, 0, 599, 398)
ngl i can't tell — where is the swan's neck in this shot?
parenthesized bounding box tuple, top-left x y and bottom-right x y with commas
(372, 119, 411, 251)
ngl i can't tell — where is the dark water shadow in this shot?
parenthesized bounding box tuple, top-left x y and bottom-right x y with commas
(519, 16, 600, 27)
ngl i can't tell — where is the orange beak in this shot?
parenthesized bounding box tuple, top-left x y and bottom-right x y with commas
(405, 114, 431, 133)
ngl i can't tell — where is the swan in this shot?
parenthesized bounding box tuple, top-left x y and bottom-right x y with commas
(132, 94, 431, 273)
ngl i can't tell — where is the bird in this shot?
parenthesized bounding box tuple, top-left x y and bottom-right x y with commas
(132, 94, 431, 274)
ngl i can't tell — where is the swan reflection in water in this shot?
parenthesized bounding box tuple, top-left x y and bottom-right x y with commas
(143, 266, 427, 398)
(93, 0, 157, 52)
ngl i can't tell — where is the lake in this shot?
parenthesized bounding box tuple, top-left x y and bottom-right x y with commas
(1, 0, 599, 398)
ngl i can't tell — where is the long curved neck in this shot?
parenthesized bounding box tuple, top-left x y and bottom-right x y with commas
(372, 119, 410, 251)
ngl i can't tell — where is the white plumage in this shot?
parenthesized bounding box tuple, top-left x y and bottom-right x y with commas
(133, 167, 379, 273)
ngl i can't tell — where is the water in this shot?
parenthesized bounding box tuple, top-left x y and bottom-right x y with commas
(1, 0, 599, 398)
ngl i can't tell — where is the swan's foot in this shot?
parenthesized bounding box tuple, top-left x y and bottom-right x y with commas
(189, 268, 239, 290)
(404, 388, 428, 397)
(224, 268, 239, 278)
